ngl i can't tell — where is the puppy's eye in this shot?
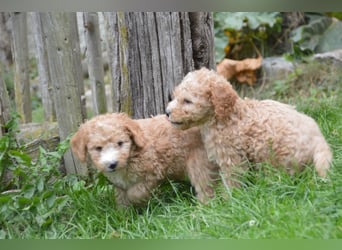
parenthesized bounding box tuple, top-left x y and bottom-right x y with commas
(95, 146, 102, 152)
(183, 99, 192, 104)
(117, 141, 124, 147)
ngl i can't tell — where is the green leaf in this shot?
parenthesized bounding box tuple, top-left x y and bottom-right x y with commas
(72, 180, 86, 192)
(223, 12, 246, 30)
(8, 150, 32, 166)
(214, 32, 228, 63)
(35, 215, 48, 227)
(46, 193, 57, 208)
(216, 12, 280, 31)
(23, 185, 35, 199)
(0, 196, 11, 204)
(41, 217, 53, 228)
(56, 197, 69, 212)
(4, 114, 20, 132)
(249, 12, 280, 29)
(290, 14, 333, 52)
(0, 229, 7, 239)
(37, 177, 44, 192)
(316, 21, 342, 52)
(18, 197, 32, 208)
(0, 136, 9, 161)
(42, 190, 54, 199)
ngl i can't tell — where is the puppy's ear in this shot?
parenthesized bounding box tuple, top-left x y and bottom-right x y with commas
(70, 126, 88, 162)
(210, 80, 238, 120)
(124, 119, 146, 149)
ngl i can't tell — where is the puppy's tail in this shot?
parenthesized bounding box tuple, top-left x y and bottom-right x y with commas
(313, 138, 332, 178)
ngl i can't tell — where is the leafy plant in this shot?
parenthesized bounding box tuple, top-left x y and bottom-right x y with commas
(214, 12, 282, 62)
(288, 13, 334, 60)
(0, 113, 23, 190)
(0, 116, 71, 237)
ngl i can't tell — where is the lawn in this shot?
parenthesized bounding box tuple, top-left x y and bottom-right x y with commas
(0, 60, 341, 239)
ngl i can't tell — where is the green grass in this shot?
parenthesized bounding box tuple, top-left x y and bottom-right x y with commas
(0, 61, 342, 239)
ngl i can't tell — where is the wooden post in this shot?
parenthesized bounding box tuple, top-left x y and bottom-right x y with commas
(31, 12, 56, 122)
(104, 12, 132, 115)
(10, 12, 32, 123)
(83, 12, 107, 115)
(0, 69, 11, 136)
(189, 12, 215, 70)
(104, 12, 215, 119)
(0, 13, 12, 68)
(154, 12, 192, 112)
(40, 12, 87, 176)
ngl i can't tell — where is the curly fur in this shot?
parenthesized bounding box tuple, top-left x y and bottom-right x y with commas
(166, 68, 332, 186)
(70, 113, 219, 207)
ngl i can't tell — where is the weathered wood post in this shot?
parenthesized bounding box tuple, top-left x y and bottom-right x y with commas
(40, 12, 87, 175)
(10, 12, 32, 123)
(104, 12, 131, 115)
(83, 12, 107, 115)
(189, 12, 216, 70)
(31, 12, 56, 122)
(0, 12, 12, 68)
(104, 12, 215, 119)
(0, 69, 11, 136)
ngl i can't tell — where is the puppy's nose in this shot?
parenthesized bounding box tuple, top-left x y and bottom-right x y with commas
(108, 161, 118, 170)
(165, 108, 171, 117)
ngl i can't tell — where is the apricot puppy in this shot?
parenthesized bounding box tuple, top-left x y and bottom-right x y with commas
(71, 113, 218, 207)
(166, 68, 332, 186)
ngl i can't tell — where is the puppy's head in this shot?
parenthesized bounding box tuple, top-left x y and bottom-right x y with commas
(70, 113, 146, 172)
(166, 67, 238, 129)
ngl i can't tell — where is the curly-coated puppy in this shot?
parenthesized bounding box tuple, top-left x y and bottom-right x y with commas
(166, 68, 332, 186)
(70, 113, 218, 207)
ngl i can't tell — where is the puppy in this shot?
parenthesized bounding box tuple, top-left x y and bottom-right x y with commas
(70, 113, 218, 207)
(166, 68, 332, 186)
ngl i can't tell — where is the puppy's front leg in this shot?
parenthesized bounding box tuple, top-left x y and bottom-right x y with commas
(186, 151, 217, 204)
(126, 181, 156, 206)
(218, 155, 248, 189)
(114, 187, 131, 208)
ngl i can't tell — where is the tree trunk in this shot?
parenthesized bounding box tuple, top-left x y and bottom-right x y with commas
(31, 12, 56, 122)
(83, 12, 107, 115)
(40, 12, 87, 175)
(104, 12, 215, 119)
(11, 12, 32, 123)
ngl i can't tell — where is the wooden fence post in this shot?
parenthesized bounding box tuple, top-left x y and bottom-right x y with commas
(189, 12, 215, 70)
(104, 12, 214, 119)
(10, 12, 32, 123)
(31, 12, 56, 122)
(83, 12, 107, 115)
(104, 12, 132, 115)
(0, 13, 12, 68)
(40, 12, 87, 176)
(0, 69, 11, 136)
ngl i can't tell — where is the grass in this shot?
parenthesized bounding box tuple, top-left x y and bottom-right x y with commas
(0, 60, 341, 239)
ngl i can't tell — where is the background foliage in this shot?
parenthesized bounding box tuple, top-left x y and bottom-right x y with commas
(214, 12, 342, 62)
(214, 12, 282, 62)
